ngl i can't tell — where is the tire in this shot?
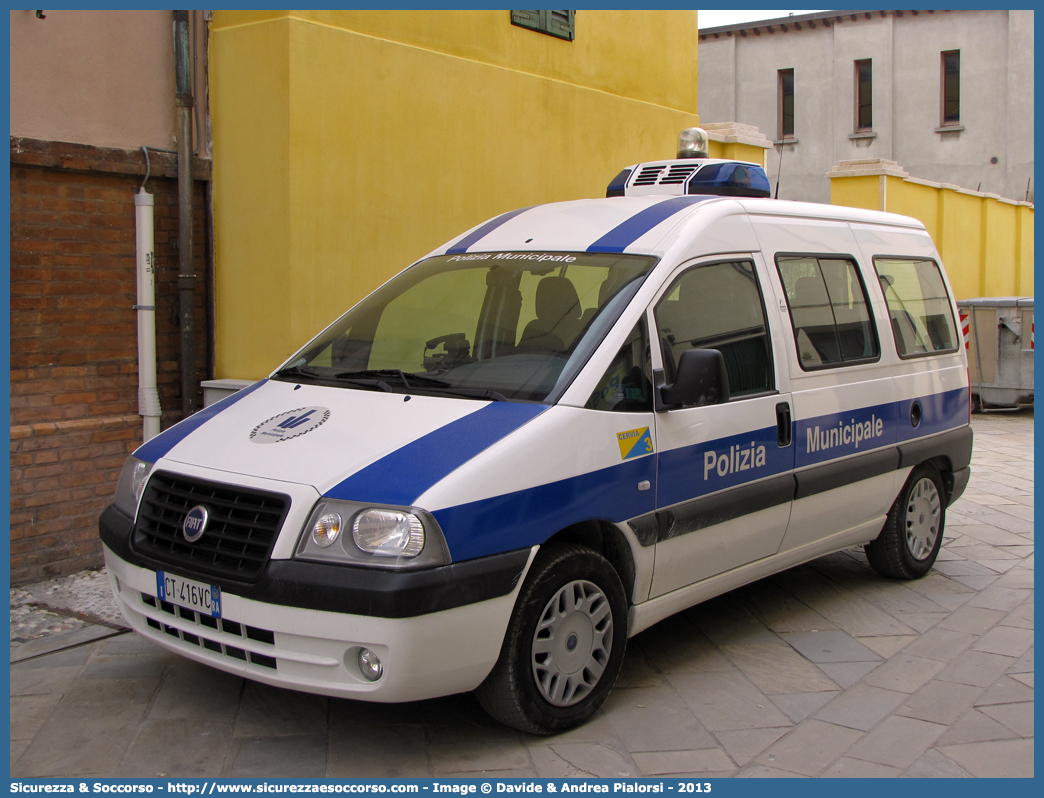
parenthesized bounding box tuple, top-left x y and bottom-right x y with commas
(476, 543, 628, 735)
(865, 463, 946, 579)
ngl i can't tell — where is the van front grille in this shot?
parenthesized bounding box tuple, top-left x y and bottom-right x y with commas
(132, 471, 290, 583)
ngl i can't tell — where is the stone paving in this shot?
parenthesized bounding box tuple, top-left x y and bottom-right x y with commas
(10, 410, 1033, 778)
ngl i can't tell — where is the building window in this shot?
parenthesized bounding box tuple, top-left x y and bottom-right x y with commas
(511, 10, 575, 41)
(855, 59, 873, 131)
(941, 50, 960, 124)
(778, 69, 795, 139)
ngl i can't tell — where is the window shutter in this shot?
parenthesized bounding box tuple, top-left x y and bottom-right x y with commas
(511, 10, 575, 41)
(546, 10, 575, 41)
(511, 10, 541, 30)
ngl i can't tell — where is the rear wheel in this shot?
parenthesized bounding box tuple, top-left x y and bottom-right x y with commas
(476, 543, 627, 734)
(865, 464, 946, 579)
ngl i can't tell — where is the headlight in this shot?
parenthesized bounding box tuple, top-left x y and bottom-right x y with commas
(353, 509, 424, 557)
(113, 456, 154, 518)
(295, 499, 450, 569)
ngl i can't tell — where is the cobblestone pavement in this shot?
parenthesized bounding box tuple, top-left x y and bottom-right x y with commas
(10, 410, 1033, 778)
(11, 568, 125, 643)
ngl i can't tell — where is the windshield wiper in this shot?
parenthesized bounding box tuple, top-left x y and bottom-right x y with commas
(273, 365, 394, 392)
(278, 367, 504, 401)
(333, 369, 453, 389)
(335, 370, 506, 401)
(272, 365, 322, 380)
(425, 386, 508, 402)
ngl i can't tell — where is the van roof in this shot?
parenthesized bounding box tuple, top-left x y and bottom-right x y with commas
(435, 195, 927, 259)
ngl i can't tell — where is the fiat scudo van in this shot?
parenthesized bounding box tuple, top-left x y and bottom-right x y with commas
(100, 130, 972, 733)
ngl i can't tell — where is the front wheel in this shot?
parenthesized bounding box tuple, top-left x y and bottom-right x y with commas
(476, 543, 627, 734)
(865, 463, 946, 579)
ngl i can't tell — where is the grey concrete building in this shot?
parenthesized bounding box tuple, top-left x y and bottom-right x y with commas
(697, 9, 1034, 204)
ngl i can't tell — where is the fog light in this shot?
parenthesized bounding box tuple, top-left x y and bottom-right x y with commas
(311, 513, 342, 548)
(358, 648, 383, 681)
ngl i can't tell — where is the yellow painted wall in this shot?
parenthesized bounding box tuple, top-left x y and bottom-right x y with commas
(831, 173, 1033, 301)
(210, 10, 701, 378)
(1015, 205, 1033, 296)
(706, 141, 766, 166)
(830, 175, 883, 214)
(210, 18, 292, 374)
(885, 178, 939, 244)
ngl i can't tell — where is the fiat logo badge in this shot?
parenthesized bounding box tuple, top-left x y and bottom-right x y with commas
(182, 505, 209, 543)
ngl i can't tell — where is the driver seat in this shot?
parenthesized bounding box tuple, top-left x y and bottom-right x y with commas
(517, 276, 583, 354)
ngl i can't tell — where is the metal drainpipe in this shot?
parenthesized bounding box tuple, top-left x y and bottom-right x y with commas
(174, 10, 196, 416)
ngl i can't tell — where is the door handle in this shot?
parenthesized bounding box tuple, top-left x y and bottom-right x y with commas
(776, 402, 792, 447)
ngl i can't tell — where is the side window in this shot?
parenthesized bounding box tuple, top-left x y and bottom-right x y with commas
(654, 260, 774, 398)
(585, 320, 652, 412)
(874, 257, 959, 357)
(777, 255, 879, 370)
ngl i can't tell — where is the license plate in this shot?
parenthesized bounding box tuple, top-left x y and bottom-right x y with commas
(156, 571, 221, 618)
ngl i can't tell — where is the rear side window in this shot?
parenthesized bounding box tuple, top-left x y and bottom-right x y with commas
(777, 255, 879, 370)
(874, 257, 958, 357)
(654, 259, 774, 397)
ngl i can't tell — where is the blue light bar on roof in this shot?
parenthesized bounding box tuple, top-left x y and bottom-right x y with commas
(685, 162, 771, 198)
(606, 159, 772, 199)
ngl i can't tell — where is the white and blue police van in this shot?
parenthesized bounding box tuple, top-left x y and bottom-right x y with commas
(101, 129, 973, 734)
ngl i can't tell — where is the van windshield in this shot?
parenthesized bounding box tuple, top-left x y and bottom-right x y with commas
(274, 252, 656, 403)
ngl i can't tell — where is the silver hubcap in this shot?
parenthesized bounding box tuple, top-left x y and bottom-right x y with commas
(905, 477, 941, 560)
(531, 580, 613, 707)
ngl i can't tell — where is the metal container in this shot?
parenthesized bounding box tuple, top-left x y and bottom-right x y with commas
(957, 297, 1034, 410)
(201, 378, 253, 408)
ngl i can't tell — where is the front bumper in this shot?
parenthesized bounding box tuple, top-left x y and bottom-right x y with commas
(100, 505, 535, 701)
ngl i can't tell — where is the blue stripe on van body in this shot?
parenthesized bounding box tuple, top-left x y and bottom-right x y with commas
(134, 380, 268, 464)
(586, 196, 711, 254)
(655, 424, 788, 511)
(327, 402, 547, 507)
(795, 401, 899, 470)
(432, 388, 969, 562)
(895, 387, 970, 443)
(445, 207, 536, 255)
(794, 388, 969, 469)
(433, 454, 657, 563)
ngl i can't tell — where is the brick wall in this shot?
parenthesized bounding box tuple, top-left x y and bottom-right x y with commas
(10, 416, 141, 584)
(10, 138, 212, 585)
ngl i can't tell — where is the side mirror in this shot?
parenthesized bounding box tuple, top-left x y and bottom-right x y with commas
(659, 348, 730, 408)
